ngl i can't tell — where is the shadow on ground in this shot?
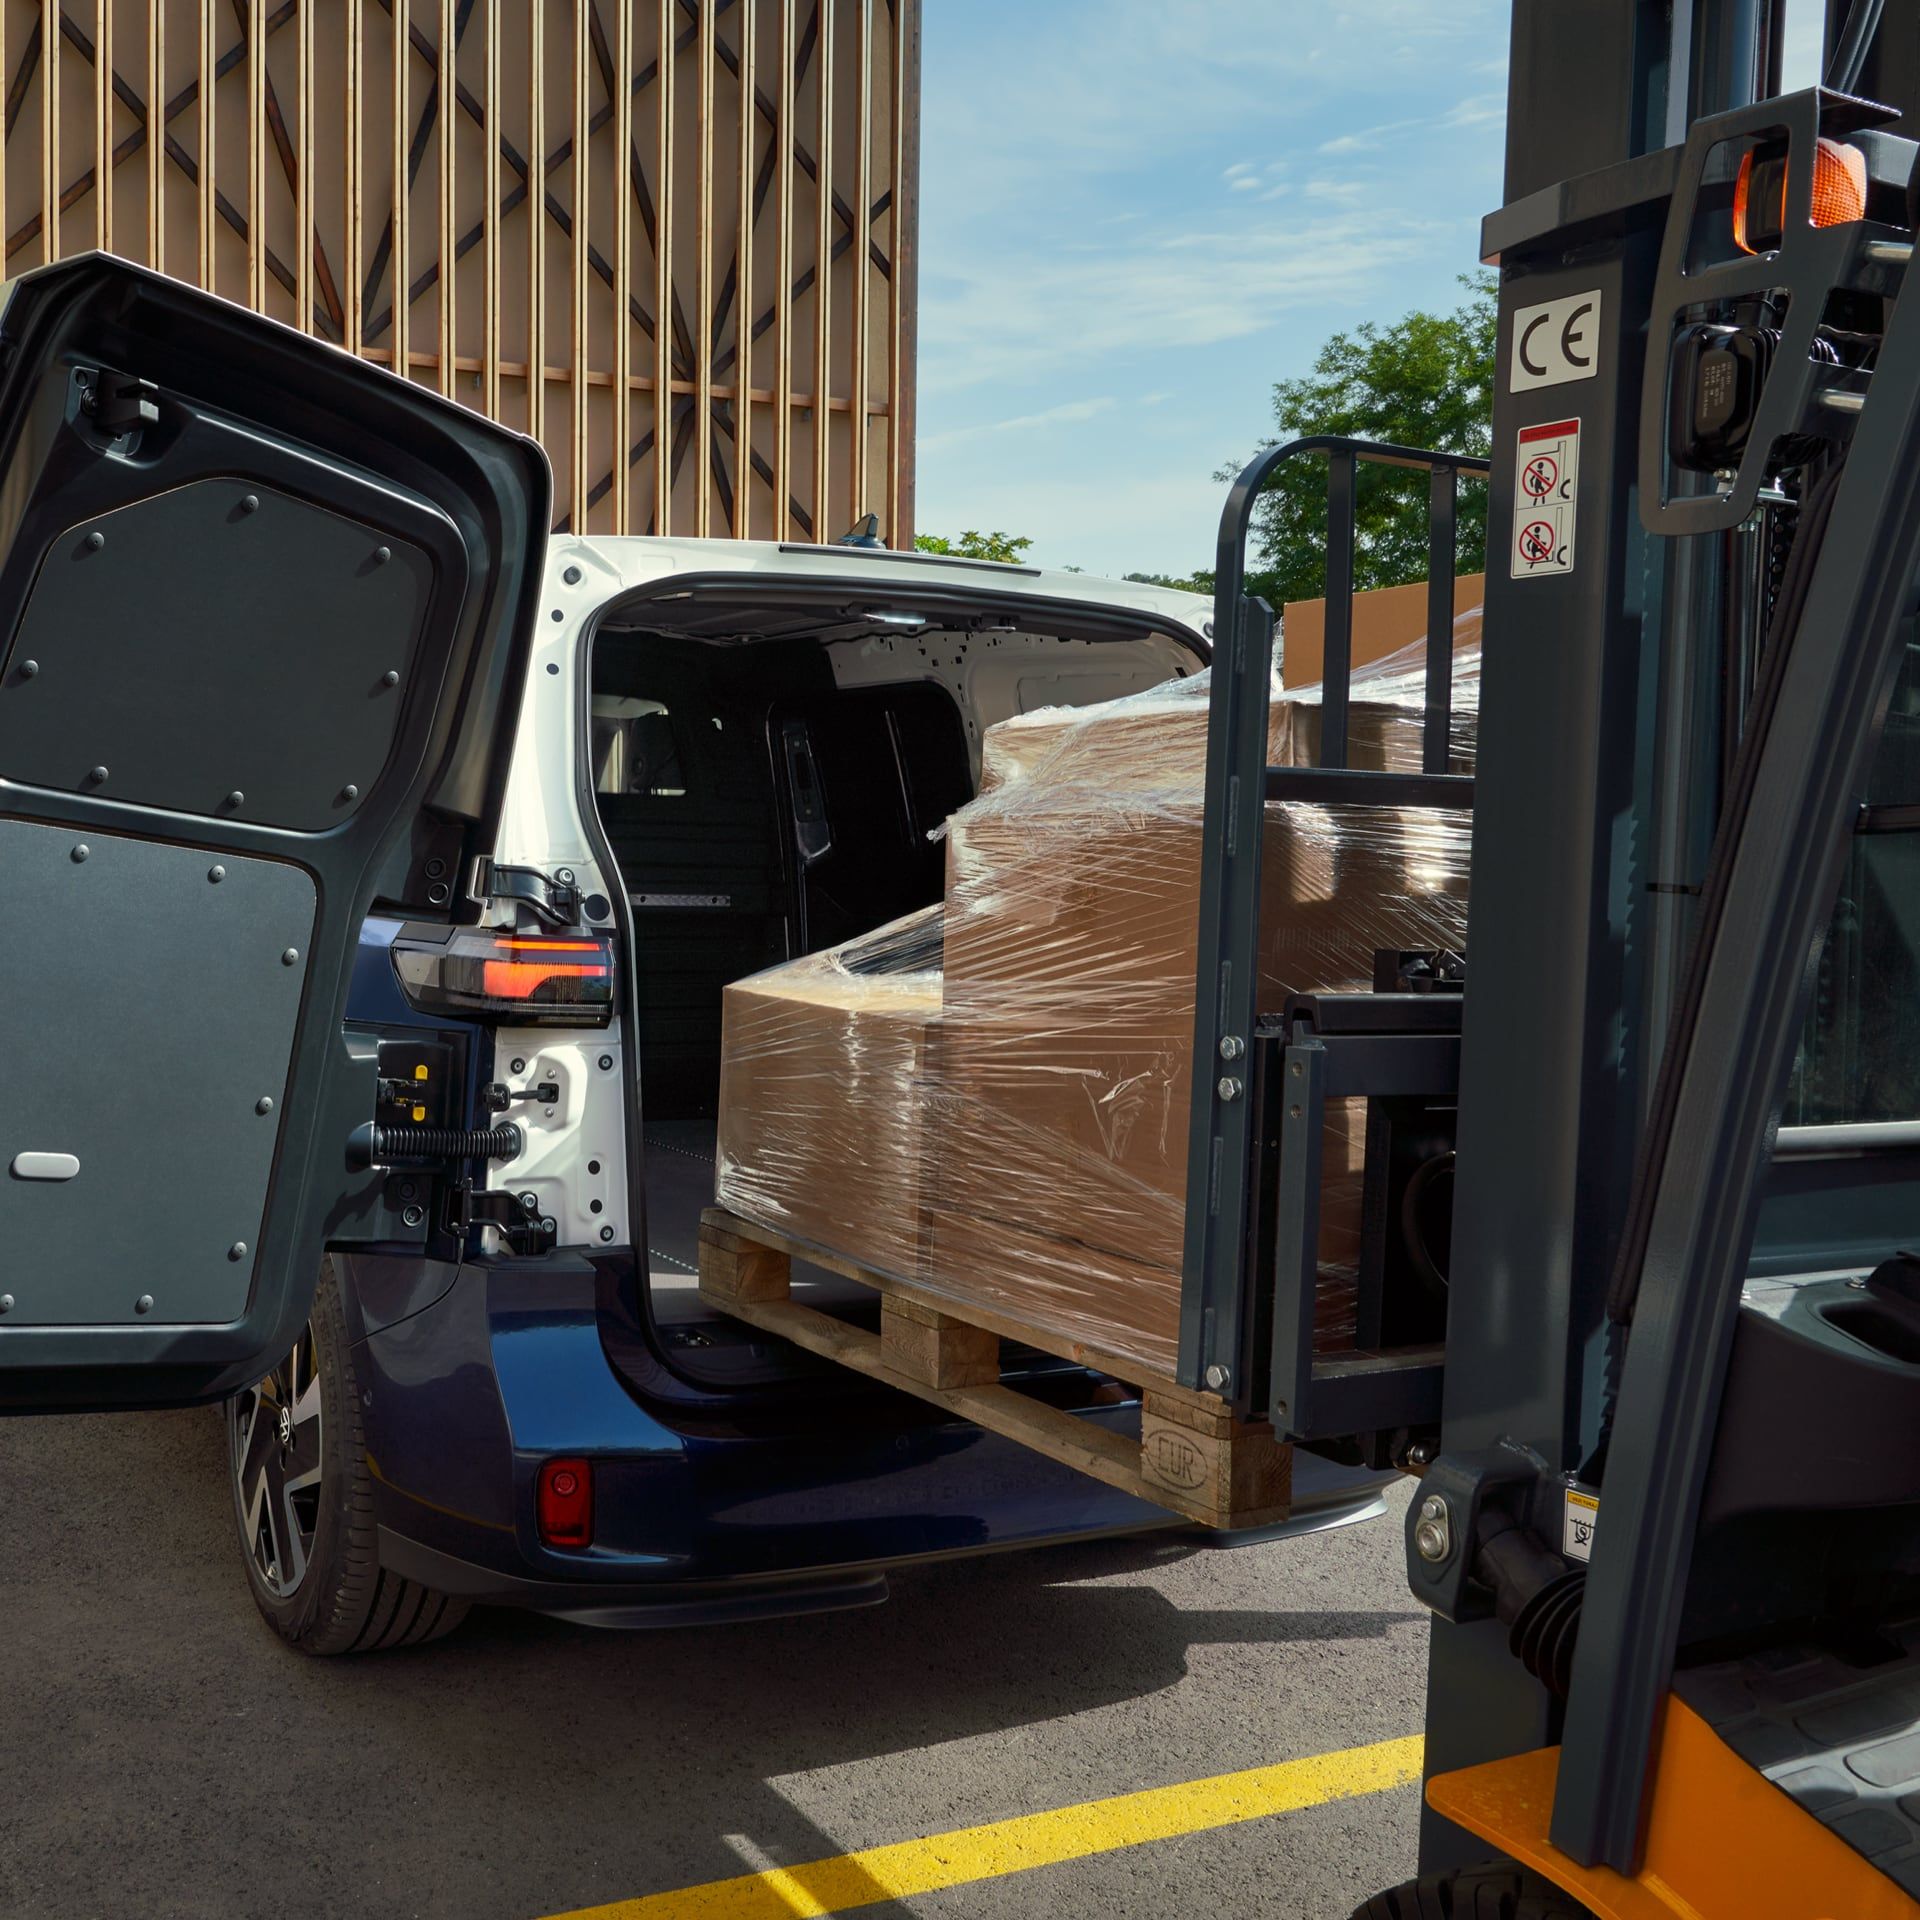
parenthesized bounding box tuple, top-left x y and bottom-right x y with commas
(0, 1407, 1419, 1920)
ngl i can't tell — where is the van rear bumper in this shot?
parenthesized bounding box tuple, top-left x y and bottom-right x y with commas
(353, 1252, 1390, 1618)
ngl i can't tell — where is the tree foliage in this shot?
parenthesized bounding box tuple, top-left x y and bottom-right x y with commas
(913, 529, 1035, 564)
(1225, 273, 1496, 609)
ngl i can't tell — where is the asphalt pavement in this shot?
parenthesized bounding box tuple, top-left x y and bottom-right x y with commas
(0, 1408, 1427, 1919)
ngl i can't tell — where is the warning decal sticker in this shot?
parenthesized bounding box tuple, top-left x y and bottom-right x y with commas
(1563, 1487, 1599, 1563)
(1512, 417, 1579, 581)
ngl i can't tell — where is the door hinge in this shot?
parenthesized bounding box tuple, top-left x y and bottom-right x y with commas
(445, 1179, 557, 1257)
(472, 859, 582, 929)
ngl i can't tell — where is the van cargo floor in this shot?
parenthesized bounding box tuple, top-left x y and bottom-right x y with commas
(643, 1124, 878, 1325)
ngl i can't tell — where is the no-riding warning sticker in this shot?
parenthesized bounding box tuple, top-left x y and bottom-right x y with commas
(1512, 416, 1579, 580)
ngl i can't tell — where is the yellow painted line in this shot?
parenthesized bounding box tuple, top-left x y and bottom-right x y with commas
(541, 1732, 1424, 1920)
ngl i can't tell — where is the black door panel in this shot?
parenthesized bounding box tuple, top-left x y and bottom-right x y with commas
(0, 256, 548, 1412)
(1, 474, 435, 830)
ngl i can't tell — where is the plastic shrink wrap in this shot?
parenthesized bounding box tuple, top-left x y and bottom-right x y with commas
(716, 627, 1480, 1382)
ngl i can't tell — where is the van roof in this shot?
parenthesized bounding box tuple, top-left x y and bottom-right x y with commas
(553, 532, 1214, 637)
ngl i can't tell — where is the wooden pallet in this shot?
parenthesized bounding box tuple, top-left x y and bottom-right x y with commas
(698, 1207, 1292, 1530)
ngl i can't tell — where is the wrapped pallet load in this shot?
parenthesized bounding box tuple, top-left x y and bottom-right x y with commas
(715, 627, 1479, 1383)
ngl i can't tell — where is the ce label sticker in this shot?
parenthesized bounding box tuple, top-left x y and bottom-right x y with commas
(1509, 291, 1601, 393)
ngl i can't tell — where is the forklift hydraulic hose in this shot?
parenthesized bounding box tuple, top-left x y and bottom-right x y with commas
(1604, 460, 1846, 1333)
(1826, 0, 1885, 95)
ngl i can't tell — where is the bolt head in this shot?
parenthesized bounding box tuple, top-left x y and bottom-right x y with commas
(225, 790, 244, 808)
(70, 844, 88, 863)
(227, 1241, 248, 1262)
(207, 864, 224, 882)
(341, 783, 359, 802)
(1203, 1363, 1230, 1391)
(87, 765, 108, 784)
(555, 868, 576, 885)
(519, 1191, 539, 1211)
(240, 493, 260, 514)
(599, 1224, 615, 1242)
(1414, 1492, 1453, 1565)
(0, 1294, 13, 1314)
(85, 529, 105, 551)
(510, 1057, 527, 1074)
(598, 1055, 614, 1072)
(255, 1096, 274, 1115)
(373, 545, 391, 565)
(134, 1294, 153, 1315)
(1217, 1075, 1243, 1102)
(19, 658, 38, 676)
(402, 1204, 425, 1229)
(1218, 1034, 1244, 1061)
(563, 564, 582, 585)
(281, 948, 299, 966)
(382, 669, 400, 687)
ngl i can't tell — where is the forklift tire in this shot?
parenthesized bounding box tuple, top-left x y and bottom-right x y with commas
(1351, 1865, 1597, 1920)
(226, 1259, 470, 1656)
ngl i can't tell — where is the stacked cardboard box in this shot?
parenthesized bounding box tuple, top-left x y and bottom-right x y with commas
(715, 630, 1479, 1383)
(715, 908, 942, 1282)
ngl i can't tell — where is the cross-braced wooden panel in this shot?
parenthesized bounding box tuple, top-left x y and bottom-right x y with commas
(2, 0, 920, 541)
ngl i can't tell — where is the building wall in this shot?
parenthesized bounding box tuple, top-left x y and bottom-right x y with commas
(5, 0, 920, 542)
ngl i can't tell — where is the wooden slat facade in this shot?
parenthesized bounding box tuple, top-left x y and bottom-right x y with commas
(2, 0, 921, 543)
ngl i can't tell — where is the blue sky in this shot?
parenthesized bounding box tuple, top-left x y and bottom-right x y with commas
(914, 1, 1826, 581)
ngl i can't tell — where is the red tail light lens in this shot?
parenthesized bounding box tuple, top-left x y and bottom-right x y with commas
(391, 927, 614, 1026)
(536, 1457, 594, 1548)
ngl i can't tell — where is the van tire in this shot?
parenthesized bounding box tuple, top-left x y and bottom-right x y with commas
(1352, 1866, 1597, 1920)
(226, 1258, 468, 1655)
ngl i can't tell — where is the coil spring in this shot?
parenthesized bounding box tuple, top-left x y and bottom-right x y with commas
(370, 1122, 523, 1161)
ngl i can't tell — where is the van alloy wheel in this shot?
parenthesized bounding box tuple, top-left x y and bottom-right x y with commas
(228, 1326, 324, 1598)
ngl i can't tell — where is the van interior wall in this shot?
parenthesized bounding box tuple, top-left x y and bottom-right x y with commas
(592, 626, 971, 1126)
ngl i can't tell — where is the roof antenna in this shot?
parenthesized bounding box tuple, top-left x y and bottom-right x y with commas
(837, 513, 886, 549)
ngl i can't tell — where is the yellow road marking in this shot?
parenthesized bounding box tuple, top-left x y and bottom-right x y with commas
(542, 1732, 1424, 1920)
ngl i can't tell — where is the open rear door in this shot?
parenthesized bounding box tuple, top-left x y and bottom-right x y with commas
(0, 256, 548, 1413)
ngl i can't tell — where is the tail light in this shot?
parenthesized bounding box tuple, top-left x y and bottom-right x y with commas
(1734, 136, 1866, 255)
(536, 1457, 594, 1548)
(391, 926, 615, 1026)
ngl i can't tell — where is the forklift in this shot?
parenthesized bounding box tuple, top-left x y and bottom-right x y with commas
(6, 3, 1920, 1915)
(1179, 0, 1920, 1912)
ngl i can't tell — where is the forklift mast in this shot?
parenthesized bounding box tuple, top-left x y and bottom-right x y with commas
(1184, 1, 1920, 1911)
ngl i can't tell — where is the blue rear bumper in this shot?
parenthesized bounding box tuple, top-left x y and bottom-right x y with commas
(352, 1253, 1389, 1626)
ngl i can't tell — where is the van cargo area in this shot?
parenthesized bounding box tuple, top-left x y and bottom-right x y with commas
(585, 578, 1202, 1354)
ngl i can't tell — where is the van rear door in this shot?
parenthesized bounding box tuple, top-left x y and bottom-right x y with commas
(0, 256, 548, 1412)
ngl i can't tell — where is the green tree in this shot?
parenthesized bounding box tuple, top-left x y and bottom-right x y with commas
(1224, 272, 1496, 609)
(913, 529, 1034, 564)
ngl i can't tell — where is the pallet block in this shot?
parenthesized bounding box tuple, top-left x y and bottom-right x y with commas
(697, 1207, 1292, 1530)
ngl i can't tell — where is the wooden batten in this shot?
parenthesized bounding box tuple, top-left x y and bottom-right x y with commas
(4, 1, 917, 544)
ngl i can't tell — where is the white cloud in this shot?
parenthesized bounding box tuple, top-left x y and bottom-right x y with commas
(921, 208, 1455, 396)
(1229, 176, 1260, 192)
(921, 395, 1118, 452)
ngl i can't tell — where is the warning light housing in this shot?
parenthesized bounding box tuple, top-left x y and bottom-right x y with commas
(536, 1457, 594, 1548)
(390, 926, 615, 1026)
(1734, 136, 1867, 255)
